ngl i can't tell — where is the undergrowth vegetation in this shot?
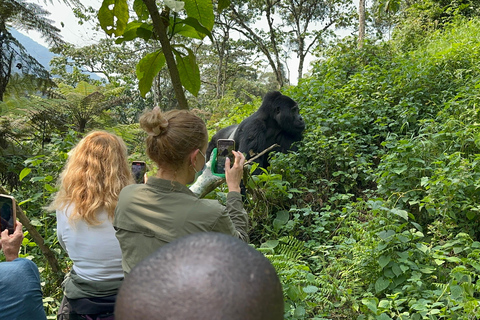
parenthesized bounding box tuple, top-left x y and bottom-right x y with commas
(2, 16, 480, 320)
(240, 18, 480, 319)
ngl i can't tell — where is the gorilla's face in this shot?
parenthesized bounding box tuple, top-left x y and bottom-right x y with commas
(274, 96, 305, 136)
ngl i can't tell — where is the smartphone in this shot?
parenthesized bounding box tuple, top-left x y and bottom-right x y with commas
(216, 139, 235, 175)
(132, 161, 147, 184)
(0, 194, 16, 234)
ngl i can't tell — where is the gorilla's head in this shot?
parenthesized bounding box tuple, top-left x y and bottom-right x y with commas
(262, 91, 305, 137)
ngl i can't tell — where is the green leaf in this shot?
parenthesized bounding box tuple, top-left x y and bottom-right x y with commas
(362, 297, 378, 314)
(174, 48, 200, 96)
(302, 285, 319, 294)
(98, 0, 129, 37)
(217, 0, 230, 12)
(392, 166, 407, 174)
(416, 243, 428, 253)
(273, 210, 289, 230)
(184, 0, 214, 31)
(19, 168, 31, 181)
(446, 256, 461, 263)
(450, 285, 463, 299)
(178, 17, 213, 41)
(434, 259, 445, 265)
(136, 50, 166, 97)
(378, 255, 391, 269)
(286, 285, 300, 300)
(392, 263, 403, 276)
(420, 176, 429, 187)
(378, 299, 390, 309)
(261, 240, 279, 249)
(376, 313, 393, 320)
(115, 21, 152, 43)
(44, 183, 56, 192)
(30, 219, 43, 227)
(293, 306, 306, 317)
(133, 0, 149, 20)
(391, 208, 408, 220)
(375, 277, 390, 293)
(378, 230, 395, 240)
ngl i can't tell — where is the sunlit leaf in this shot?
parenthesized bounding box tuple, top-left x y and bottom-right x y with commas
(375, 276, 390, 293)
(136, 50, 166, 97)
(378, 255, 391, 269)
(19, 168, 31, 181)
(174, 48, 200, 96)
(183, 0, 214, 31)
(98, 0, 129, 37)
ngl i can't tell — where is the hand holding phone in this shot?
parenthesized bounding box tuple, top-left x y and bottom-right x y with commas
(132, 161, 147, 184)
(215, 139, 235, 175)
(0, 194, 16, 234)
(225, 150, 245, 193)
(1, 221, 24, 261)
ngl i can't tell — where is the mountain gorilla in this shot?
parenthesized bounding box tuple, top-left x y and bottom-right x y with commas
(207, 91, 305, 169)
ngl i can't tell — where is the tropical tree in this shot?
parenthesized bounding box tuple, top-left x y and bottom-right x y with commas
(45, 81, 132, 132)
(97, 0, 227, 110)
(224, 0, 356, 87)
(0, 0, 67, 101)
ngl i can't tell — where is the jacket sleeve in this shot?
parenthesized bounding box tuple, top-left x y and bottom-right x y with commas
(225, 191, 249, 243)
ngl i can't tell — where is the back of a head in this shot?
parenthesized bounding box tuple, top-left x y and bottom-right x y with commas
(48, 130, 133, 224)
(139, 107, 207, 170)
(115, 232, 284, 320)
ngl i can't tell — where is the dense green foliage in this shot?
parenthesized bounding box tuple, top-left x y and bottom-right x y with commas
(246, 17, 480, 319)
(2, 8, 480, 320)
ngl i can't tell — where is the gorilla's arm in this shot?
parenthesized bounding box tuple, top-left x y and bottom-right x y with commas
(235, 115, 268, 166)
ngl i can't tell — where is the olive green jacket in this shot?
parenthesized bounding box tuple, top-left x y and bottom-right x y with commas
(113, 177, 249, 274)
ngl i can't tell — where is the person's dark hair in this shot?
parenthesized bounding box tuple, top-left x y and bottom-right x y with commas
(139, 107, 208, 170)
(115, 232, 284, 320)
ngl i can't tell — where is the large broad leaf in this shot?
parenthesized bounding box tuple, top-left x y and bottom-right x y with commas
(375, 276, 390, 293)
(184, 0, 214, 31)
(98, 0, 129, 37)
(172, 17, 213, 41)
(136, 50, 166, 97)
(217, 0, 230, 12)
(362, 297, 378, 314)
(174, 48, 200, 96)
(115, 21, 153, 43)
(378, 255, 391, 269)
(133, 0, 150, 20)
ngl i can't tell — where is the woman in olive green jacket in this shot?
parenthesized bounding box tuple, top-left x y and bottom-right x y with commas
(114, 107, 249, 274)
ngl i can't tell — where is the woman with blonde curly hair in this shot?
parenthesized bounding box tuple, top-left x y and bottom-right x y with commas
(49, 131, 134, 320)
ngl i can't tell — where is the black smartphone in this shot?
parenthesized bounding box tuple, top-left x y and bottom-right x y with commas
(216, 139, 235, 175)
(132, 161, 147, 184)
(0, 194, 16, 234)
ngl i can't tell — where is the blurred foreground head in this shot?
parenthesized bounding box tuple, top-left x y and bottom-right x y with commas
(115, 232, 284, 320)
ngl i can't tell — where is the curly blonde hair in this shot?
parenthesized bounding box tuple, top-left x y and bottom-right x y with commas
(49, 131, 134, 225)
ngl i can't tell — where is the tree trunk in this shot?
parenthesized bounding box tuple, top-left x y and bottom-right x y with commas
(142, 0, 189, 110)
(358, 0, 366, 49)
(0, 186, 63, 286)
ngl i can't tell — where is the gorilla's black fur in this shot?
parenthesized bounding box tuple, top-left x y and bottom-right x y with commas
(207, 91, 305, 169)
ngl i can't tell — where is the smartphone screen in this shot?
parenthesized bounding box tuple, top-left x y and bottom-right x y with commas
(216, 139, 235, 175)
(0, 194, 16, 234)
(132, 161, 147, 184)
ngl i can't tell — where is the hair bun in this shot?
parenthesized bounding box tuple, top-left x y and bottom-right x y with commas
(140, 107, 169, 137)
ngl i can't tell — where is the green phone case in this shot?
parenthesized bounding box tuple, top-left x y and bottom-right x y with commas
(210, 148, 226, 178)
